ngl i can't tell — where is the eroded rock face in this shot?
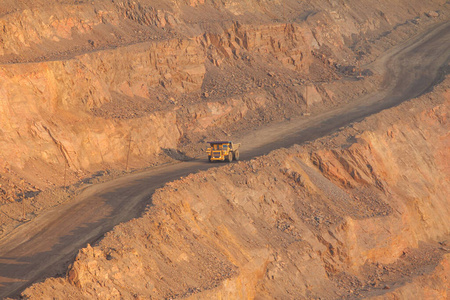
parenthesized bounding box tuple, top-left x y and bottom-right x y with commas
(0, 0, 447, 196)
(0, 0, 449, 295)
(23, 76, 450, 299)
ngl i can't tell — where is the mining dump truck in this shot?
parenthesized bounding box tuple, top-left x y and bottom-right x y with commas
(206, 141, 240, 162)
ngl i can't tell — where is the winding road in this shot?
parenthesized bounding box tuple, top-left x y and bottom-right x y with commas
(0, 21, 449, 298)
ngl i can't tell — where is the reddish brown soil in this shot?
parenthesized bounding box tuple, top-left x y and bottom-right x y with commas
(17, 75, 450, 299)
(0, 0, 448, 298)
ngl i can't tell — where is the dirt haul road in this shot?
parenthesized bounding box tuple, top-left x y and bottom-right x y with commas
(0, 21, 449, 298)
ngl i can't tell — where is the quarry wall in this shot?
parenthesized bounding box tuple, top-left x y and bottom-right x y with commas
(0, 0, 447, 195)
(22, 75, 450, 299)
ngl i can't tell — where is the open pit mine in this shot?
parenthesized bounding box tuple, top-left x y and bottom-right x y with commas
(0, 0, 449, 299)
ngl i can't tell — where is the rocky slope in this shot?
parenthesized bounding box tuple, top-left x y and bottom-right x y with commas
(0, 0, 447, 196)
(0, 0, 449, 297)
(21, 73, 450, 299)
(0, 0, 448, 241)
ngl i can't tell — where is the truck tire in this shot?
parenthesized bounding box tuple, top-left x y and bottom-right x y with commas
(233, 150, 240, 161)
(227, 152, 233, 162)
(208, 156, 212, 162)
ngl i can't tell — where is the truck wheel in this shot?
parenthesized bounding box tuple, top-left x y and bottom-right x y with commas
(208, 156, 212, 162)
(233, 150, 240, 161)
(227, 152, 233, 162)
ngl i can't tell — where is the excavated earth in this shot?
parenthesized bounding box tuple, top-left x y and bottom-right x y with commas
(21, 75, 450, 299)
(0, 0, 448, 298)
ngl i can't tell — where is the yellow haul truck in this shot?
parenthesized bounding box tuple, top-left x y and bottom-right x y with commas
(206, 141, 240, 162)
